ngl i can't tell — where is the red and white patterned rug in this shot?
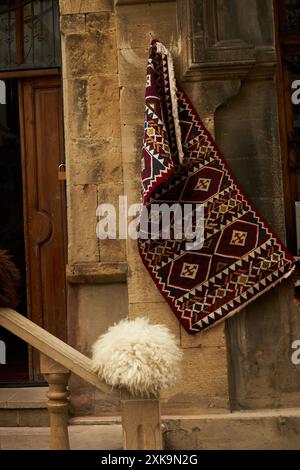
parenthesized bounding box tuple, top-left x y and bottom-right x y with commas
(138, 40, 295, 335)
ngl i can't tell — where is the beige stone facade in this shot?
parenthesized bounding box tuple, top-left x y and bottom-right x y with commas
(59, 0, 300, 440)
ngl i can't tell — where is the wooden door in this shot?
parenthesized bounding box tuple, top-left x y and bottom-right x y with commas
(19, 76, 67, 380)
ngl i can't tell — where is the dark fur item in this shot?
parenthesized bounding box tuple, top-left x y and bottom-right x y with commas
(0, 250, 20, 308)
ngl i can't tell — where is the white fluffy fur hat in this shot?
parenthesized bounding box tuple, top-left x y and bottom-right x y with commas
(91, 317, 182, 397)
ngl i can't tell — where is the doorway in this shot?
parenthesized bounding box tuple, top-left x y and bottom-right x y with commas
(0, 0, 66, 384)
(0, 73, 67, 384)
(0, 78, 28, 383)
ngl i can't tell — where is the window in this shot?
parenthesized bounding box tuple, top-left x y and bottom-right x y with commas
(0, 0, 60, 70)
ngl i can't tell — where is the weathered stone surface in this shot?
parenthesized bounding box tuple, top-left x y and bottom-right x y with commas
(116, 2, 177, 49)
(118, 47, 148, 86)
(126, 240, 163, 304)
(180, 323, 226, 349)
(215, 79, 285, 229)
(94, 389, 121, 415)
(68, 139, 122, 185)
(124, 164, 141, 190)
(115, 0, 175, 5)
(62, 79, 89, 140)
(76, 283, 128, 351)
(60, 14, 86, 34)
(0, 410, 49, 427)
(63, 30, 117, 79)
(162, 347, 229, 410)
(68, 282, 128, 416)
(213, 71, 300, 410)
(119, 85, 145, 126)
(60, 0, 113, 14)
(120, 124, 143, 165)
(163, 409, 300, 450)
(66, 262, 127, 284)
(85, 12, 115, 32)
(227, 281, 300, 410)
(89, 75, 121, 139)
(99, 239, 126, 263)
(99, 240, 126, 263)
(182, 79, 242, 126)
(122, 170, 140, 202)
(97, 183, 126, 262)
(0, 424, 123, 450)
(68, 184, 99, 264)
(225, 156, 284, 205)
(84, 28, 117, 76)
(249, 196, 286, 240)
(97, 182, 124, 211)
(129, 301, 180, 339)
(118, 44, 176, 85)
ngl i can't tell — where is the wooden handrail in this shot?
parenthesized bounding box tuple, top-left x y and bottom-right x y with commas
(0, 308, 112, 394)
(0, 307, 163, 450)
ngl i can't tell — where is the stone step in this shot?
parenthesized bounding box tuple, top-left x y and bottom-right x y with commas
(69, 416, 121, 426)
(0, 424, 123, 450)
(0, 387, 49, 427)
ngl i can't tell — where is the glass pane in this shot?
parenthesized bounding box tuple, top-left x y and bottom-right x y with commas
(285, 0, 300, 30)
(0, 1, 16, 67)
(0, 0, 60, 69)
(23, 0, 61, 66)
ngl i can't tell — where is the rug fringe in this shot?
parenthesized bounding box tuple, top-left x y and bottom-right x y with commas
(155, 42, 184, 164)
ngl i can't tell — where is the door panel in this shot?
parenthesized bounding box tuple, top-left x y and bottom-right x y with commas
(19, 77, 67, 380)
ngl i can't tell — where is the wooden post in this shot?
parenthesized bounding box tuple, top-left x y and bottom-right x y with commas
(121, 392, 163, 450)
(40, 354, 71, 450)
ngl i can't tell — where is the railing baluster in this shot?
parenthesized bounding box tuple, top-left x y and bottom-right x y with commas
(40, 354, 70, 450)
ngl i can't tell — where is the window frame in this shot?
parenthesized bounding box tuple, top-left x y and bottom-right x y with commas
(0, 0, 61, 72)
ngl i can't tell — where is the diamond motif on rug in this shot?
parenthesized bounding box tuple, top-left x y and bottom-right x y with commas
(230, 230, 247, 247)
(180, 263, 199, 280)
(195, 178, 212, 192)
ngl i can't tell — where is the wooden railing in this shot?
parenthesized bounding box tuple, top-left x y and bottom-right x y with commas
(0, 308, 162, 450)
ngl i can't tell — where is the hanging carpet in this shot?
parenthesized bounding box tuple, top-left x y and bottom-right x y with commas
(138, 40, 295, 335)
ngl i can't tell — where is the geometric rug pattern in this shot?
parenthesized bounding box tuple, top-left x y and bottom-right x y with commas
(138, 41, 295, 334)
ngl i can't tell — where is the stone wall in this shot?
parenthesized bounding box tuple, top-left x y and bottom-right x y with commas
(177, 0, 300, 411)
(59, 0, 300, 418)
(116, 0, 229, 414)
(60, 0, 128, 416)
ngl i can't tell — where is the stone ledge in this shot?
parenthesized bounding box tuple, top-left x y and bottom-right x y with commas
(115, 0, 175, 5)
(69, 416, 122, 425)
(163, 408, 300, 450)
(0, 388, 49, 427)
(0, 409, 49, 427)
(0, 424, 122, 449)
(66, 262, 128, 284)
(0, 387, 48, 409)
(60, 0, 113, 15)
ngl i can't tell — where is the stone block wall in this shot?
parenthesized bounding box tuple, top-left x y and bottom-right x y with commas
(116, 0, 230, 413)
(59, 0, 230, 416)
(60, 0, 128, 416)
(59, 0, 300, 417)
